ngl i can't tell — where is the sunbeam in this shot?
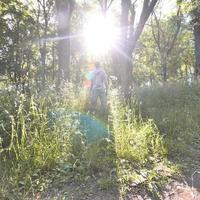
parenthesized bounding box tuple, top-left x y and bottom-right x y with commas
(83, 14, 119, 56)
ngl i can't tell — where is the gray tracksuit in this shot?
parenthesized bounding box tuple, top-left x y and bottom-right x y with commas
(90, 68, 107, 113)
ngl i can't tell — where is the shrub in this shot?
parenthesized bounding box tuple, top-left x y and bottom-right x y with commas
(135, 83, 200, 159)
(0, 91, 76, 199)
(109, 89, 171, 198)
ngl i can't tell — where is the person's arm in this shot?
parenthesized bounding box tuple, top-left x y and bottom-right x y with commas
(90, 79, 93, 92)
(90, 70, 94, 92)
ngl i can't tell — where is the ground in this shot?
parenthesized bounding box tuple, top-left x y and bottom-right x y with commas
(36, 117, 200, 200)
(35, 174, 200, 200)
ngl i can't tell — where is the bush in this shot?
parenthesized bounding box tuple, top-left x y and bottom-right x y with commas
(0, 85, 114, 199)
(0, 91, 77, 199)
(0, 84, 181, 199)
(109, 89, 172, 198)
(135, 83, 200, 159)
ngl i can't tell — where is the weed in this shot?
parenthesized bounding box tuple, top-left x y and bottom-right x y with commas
(109, 89, 174, 198)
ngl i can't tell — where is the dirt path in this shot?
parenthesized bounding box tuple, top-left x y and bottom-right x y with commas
(162, 181, 200, 200)
(37, 179, 119, 200)
(35, 177, 200, 200)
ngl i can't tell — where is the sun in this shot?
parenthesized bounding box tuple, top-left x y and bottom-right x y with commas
(83, 14, 119, 56)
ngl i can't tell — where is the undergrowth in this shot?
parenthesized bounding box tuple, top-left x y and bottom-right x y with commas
(0, 85, 116, 199)
(109, 89, 175, 199)
(0, 90, 77, 199)
(135, 83, 200, 173)
(0, 83, 186, 199)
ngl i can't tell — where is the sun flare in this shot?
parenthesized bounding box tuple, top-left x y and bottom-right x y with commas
(83, 14, 119, 56)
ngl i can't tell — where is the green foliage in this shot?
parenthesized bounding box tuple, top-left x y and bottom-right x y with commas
(0, 86, 177, 199)
(135, 83, 200, 171)
(0, 86, 113, 198)
(0, 0, 36, 77)
(135, 14, 194, 85)
(0, 90, 77, 199)
(180, 0, 200, 23)
(109, 89, 173, 198)
(110, 89, 166, 165)
(0, 0, 199, 198)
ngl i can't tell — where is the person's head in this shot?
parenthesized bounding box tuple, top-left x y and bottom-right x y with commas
(95, 62, 100, 68)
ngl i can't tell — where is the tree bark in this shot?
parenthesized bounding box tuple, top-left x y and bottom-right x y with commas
(113, 0, 130, 83)
(55, 0, 74, 84)
(194, 23, 200, 76)
(113, 0, 158, 96)
(161, 61, 167, 82)
(40, 42, 47, 85)
(52, 43, 56, 81)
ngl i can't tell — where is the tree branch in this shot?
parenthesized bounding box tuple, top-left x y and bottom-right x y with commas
(98, 0, 115, 14)
(107, 0, 115, 9)
(129, 0, 158, 53)
(129, 3, 136, 38)
(166, 6, 182, 56)
(152, 11, 161, 51)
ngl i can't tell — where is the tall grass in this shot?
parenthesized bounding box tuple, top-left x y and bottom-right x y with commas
(0, 86, 116, 199)
(1, 83, 191, 199)
(109, 89, 172, 198)
(135, 83, 200, 171)
(110, 92, 166, 163)
(0, 88, 80, 199)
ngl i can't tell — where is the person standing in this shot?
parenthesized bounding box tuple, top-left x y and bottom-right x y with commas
(90, 62, 108, 114)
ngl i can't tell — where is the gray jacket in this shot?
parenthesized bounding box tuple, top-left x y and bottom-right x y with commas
(91, 68, 107, 90)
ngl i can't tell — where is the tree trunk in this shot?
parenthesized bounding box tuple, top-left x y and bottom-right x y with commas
(194, 23, 200, 77)
(40, 42, 47, 85)
(113, 0, 158, 96)
(160, 53, 167, 82)
(113, 0, 132, 95)
(41, 0, 48, 86)
(52, 43, 55, 81)
(123, 60, 133, 96)
(55, 0, 74, 84)
(162, 63, 167, 82)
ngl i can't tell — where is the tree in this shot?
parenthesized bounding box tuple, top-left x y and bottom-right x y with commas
(179, 0, 200, 77)
(98, 0, 115, 15)
(191, 1, 200, 77)
(133, 18, 194, 85)
(151, 7, 182, 82)
(55, 0, 75, 84)
(36, 0, 54, 86)
(0, 0, 36, 89)
(113, 0, 159, 95)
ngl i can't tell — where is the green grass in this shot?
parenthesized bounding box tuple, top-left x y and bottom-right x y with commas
(0, 86, 116, 199)
(135, 83, 200, 172)
(1, 82, 199, 199)
(109, 89, 175, 198)
(0, 91, 76, 199)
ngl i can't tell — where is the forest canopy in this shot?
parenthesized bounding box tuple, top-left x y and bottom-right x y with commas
(0, 0, 199, 90)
